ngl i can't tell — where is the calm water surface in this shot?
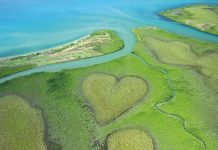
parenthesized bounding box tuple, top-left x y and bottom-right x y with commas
(0, 0, 218, 83)
(0, 0, 218, 57)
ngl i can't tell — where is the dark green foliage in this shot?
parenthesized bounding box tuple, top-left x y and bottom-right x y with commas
(47, 73, 67, 93)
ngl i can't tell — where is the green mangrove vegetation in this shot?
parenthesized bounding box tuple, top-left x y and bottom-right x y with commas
(82, 73, 148, 124)
(160, 5, 218, 35)
(0, 24, 218, 150)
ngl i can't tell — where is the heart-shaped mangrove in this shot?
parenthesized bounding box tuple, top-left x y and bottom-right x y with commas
(82, 73, 148, 124)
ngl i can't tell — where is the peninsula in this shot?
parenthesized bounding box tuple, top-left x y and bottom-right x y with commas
(0, 30, 124, 78)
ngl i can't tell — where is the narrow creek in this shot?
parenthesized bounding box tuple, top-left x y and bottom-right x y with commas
(131, 53, 207, 150)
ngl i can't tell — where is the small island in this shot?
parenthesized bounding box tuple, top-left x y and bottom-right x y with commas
(160, 5, 218, 35)
(0, 30, 124, 78)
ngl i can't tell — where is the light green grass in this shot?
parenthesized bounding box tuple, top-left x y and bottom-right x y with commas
(0, 95, 46, 150)
(161, 5, 218, 35)
(83, 73, 148, 124)
(107, 129, 154, 150)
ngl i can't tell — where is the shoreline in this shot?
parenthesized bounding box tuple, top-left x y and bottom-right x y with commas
(0, 35, 91, 61)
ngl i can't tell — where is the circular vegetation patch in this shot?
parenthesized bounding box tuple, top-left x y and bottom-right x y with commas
(106, 129, 154, 150)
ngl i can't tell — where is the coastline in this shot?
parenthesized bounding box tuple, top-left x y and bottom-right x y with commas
(0, 35, 91, 61)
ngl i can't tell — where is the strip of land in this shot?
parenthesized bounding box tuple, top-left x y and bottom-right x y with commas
(160, 5, 218, 35)
(0, 30, 124, 78)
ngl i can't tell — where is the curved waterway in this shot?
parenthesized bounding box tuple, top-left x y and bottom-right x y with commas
(0, 0, 218, 84)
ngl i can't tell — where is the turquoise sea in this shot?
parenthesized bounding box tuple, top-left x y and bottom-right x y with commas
(0, 0, 218, 83)
(0, 0, 218, 57)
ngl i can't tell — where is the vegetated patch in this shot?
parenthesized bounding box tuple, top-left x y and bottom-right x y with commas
(82, 73, 148, 125)
(91, 30, 124, 54)
(160, 5, 218, 35)
(46, 72, 68, 95)
(0, 95, 46, 150)
(143, 36, 196, 65)
(106, 128, 154, 150)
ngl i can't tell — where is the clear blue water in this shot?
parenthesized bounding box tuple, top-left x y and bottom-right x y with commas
(0, 0, 218, 83)
(0, 0, 218, 57)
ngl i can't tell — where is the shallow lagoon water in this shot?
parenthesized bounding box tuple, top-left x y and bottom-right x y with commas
(1, 0, 218, 56)
(0, 0, 218, 83)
